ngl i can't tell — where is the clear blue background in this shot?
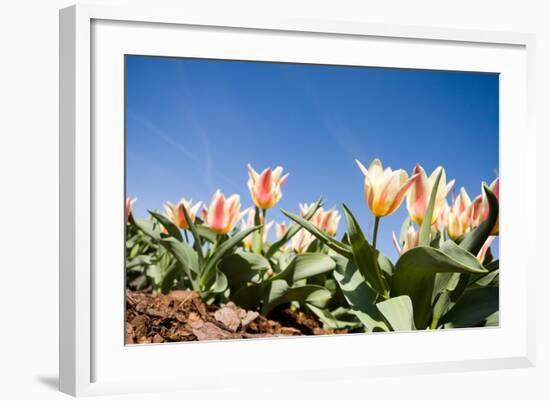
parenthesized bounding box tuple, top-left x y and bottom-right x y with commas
(125, 56, 499, 261)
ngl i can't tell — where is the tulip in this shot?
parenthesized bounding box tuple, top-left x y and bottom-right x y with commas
(476, 236, 496, 263)
(472, 177, 499, 235)
(275, 222, 288, 239)
(299, 203, 341, 236)
(392, 226, 420, 255)
(433, 201, 449, 233)
(201, 190, 241, 235)
(163, 198, 202, 230)
(125, 197, 137, 223)
(312, 208, 341, 236)
(247, 164, 289, 209)
(406, 164, 455, 225)
(240, 207, 274, 249)
(446, 188, 473, 240)
(356, 159, 419, 218)
(292, 228, 315, 254)
(275, 222, 289, 251)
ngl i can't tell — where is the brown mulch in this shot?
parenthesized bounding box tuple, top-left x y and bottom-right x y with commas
(126, 290, 347, 344)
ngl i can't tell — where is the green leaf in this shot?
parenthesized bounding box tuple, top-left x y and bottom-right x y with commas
(160, 263, 182, 294)
(126, 255, 153, 269)
(159, 237, 199, 290)
(148, 210, 183, 241)
(459, 185, 499, 255)
(218, 250, 270, 285)
(194, 223, 217, 243)
(419, 168, 442, 246)
(431, 291, 451, 329)
(132, 218, 161, 241)
(341, 204, 387, 297)
(273, 253, 336, 284)
(376, 296, 416, 331)
(441, 286, 499, 328)
(307, 304, 362, 330)
(203, 269, 228, 296)
(399, 216, 411, 244)
(281, 209, 353, 259)
(484, 311, 499, 327)
(201, 225, 263, 286)
(231, 284, 264, 310)
(332, 255, 388, 332)
(392, 245, 487, 329)
(261, 280, 331, 315)
(180, 203, 204, 263)
(265, 198, 323, 258)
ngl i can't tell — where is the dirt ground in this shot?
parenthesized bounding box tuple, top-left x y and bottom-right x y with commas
(126, 290, 347, 344)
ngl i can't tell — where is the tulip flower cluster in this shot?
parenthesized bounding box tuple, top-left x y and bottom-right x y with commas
(126, 157, 499, 335)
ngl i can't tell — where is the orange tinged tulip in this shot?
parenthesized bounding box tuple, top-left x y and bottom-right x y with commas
(163, 198, 202, 230)
(356, 159, 419, 218)
(472, 177, 499, 235)
(201, 190, 241, 235)
(446, 188, 473, 240)
(247, 164, 289, 209)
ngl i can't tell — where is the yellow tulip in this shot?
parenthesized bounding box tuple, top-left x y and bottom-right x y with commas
(446, 188, 473, 240)
(356, 159, 418, 217)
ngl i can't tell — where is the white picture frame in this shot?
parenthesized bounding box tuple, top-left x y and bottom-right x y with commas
(59, 4, 536, 397)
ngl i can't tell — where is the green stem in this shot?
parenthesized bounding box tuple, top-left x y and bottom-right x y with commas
(184, 230, 189, 243)
(214, 234, 219, 251)
(372, 216, 380, 250)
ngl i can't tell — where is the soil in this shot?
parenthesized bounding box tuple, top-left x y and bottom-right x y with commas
(126, 290, 347, 344)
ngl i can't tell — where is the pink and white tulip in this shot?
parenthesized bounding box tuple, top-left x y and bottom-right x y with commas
(275, 222, 288, 239)
(201, 190, 241, 235)
(163, 198, 202, 230)
(406, 164, 455, 225)
(125, 197, 137, 223)
(476, 236, 496, 263)
(446, 188, 473, 240)
(392, 226, 420, 255)
(471, 177, 499, 235)
(247, 164, 289, 209)
(356, 159, 419, 218)
(291, 228, 315, 254)
(240, 208, 274, 249)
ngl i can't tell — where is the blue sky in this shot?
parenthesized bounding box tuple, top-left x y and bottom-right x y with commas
(125, 56, 499, 261)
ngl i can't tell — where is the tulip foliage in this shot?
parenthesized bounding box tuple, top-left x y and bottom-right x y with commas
(126, 161, 499, 332)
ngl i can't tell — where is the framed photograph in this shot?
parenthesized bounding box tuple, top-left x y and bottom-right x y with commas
(59, 4, 536, 396)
